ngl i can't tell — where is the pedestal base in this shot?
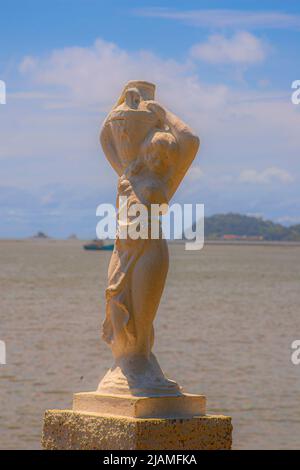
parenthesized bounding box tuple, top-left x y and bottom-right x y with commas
(73, 392, 206, 418)
(42, 410, 232, 450)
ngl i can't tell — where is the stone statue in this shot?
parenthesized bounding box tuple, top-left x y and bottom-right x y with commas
(98, 81, 199, 397)
(43, 81, 232, 449)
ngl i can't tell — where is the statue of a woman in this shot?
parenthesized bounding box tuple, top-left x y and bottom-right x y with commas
(98, 81, 199, 397)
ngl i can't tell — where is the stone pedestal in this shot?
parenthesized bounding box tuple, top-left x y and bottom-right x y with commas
(42, 410, 232, 450)
(73, 392, 206, 418)
(42, 392, 232, 450)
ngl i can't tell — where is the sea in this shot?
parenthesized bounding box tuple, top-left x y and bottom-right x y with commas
(0, 239, 300, 449)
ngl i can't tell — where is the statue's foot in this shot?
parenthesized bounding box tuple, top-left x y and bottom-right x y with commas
(97, 353, 182, 397)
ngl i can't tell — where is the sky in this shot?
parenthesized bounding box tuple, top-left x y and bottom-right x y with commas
(0, 0, 300, 238)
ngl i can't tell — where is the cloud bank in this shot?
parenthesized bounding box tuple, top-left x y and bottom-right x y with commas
(1, 37, 299, 236)
(190, 32, 267, 65)
(135, 8, 300, 30)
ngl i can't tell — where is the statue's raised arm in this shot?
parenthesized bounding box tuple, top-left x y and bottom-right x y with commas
(145, 100, 200, 200)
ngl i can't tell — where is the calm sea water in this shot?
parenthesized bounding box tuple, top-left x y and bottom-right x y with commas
(0, 240, 300, 449)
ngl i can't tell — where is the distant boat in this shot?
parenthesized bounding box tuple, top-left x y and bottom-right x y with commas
(83, 239, 114, 251)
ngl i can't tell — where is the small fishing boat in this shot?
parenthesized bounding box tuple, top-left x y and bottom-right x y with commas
(83, 239, 114, 251)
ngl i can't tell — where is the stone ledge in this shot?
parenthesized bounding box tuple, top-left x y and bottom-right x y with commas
(73, 392, 206, 418)
(42, 410, 232, 450)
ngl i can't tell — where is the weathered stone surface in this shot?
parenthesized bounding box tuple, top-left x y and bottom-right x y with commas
(42, 410, 232, 450)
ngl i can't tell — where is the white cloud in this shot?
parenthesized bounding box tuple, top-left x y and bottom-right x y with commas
(276, 216, 300, 226)
(19, 56, 37, 73)
(186, 165, 204, 182)
(1, 37, 300, 235)
(190, 32, 267, 65)
(6, 39, 300, 181)
(239, 167, 294, 184)
(246, 212, 264, 219)
(135, 8, 300, 30)
(19, 39, 192, 109)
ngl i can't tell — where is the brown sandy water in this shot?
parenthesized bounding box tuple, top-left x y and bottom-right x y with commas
(0, 240, 300, 449)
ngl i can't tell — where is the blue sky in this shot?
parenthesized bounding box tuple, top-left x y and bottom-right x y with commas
(0, 1, 300, 237)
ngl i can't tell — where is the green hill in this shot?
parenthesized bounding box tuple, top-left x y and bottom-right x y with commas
(194, 213, 300, 241)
